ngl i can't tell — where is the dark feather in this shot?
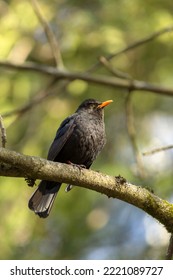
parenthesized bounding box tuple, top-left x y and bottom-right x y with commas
(47, 116, 76, 160)
(28, 116, 76, 218)
(28, 181, 61, 218)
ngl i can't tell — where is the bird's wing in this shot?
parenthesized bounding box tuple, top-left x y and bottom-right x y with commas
(47, 114, 76, 161)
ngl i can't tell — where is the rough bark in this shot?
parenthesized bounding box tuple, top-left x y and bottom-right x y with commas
(0, 147, 173, 232)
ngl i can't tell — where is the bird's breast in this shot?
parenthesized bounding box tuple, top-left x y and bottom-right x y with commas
(73, 118, 106, 165)
(58, 117, 106, 167)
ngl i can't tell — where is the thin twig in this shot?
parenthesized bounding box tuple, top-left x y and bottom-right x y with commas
(2, 78, 58, 118)
(143, 145, 173, 156)
(89, 25, 173, 72)
(125, 91, 145, 178)
(30, 0, 64, 69)
(166, 233, 173, 260)
(2, 78, 72, 120)
(1, 61, 173, 97)
(0, 115, 7, 147)
(99, 56, 132, 80)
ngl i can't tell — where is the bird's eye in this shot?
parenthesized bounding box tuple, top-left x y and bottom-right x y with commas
(89, 103, 95, 108)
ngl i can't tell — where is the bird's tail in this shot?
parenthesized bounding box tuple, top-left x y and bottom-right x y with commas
(28, 180, 61, 218)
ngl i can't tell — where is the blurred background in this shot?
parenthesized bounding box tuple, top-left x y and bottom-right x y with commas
(0, 0, 173, 260)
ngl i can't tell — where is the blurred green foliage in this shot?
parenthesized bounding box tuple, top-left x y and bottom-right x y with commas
(0, 0, 173, 260)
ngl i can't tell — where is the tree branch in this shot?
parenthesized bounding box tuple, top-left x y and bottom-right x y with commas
(99, 56, 132, 80)
(0, 115, 7, 147)
(125, 91, 145, 178)
(1, 60, 173, 97)
(0, 147, 173, 232)
(143, 144, 173, 156)
(166, 233, 173, 260)
(89, 25, 173, 72)
(2, 77, 58, 118)
(30, 0, 64, 69)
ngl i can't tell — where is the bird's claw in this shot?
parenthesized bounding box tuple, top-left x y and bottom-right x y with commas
(67, 161, 86, 170)
(65, 161, 86, 193)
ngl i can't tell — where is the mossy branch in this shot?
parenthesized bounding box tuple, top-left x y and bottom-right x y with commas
(0, 147, 173, 232)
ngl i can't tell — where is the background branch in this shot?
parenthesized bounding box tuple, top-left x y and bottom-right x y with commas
(0, 116, 7, 147)
(0, 147, 173, 233)
(30, 0, 64, 69)
(1, 60, 173, 97)
(89, 25, 173, 72)
(125, 91, 145, 178)
(2, 77, 58, 118)
(143, 144, 173, 156)
(99, 56, 132, 80)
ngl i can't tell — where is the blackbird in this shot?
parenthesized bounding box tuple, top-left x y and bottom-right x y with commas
(28, 98, 113, 218)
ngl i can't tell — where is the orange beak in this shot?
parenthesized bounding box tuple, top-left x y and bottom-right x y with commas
(97, 99, 113, 109)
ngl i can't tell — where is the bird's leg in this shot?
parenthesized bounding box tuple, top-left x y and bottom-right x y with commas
(65, 161, 86, 193)
(25, 177, 36, 187)
(65, 184, 73, 192)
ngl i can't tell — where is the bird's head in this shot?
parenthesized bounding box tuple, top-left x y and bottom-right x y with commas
(76, 99, 113, 115)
